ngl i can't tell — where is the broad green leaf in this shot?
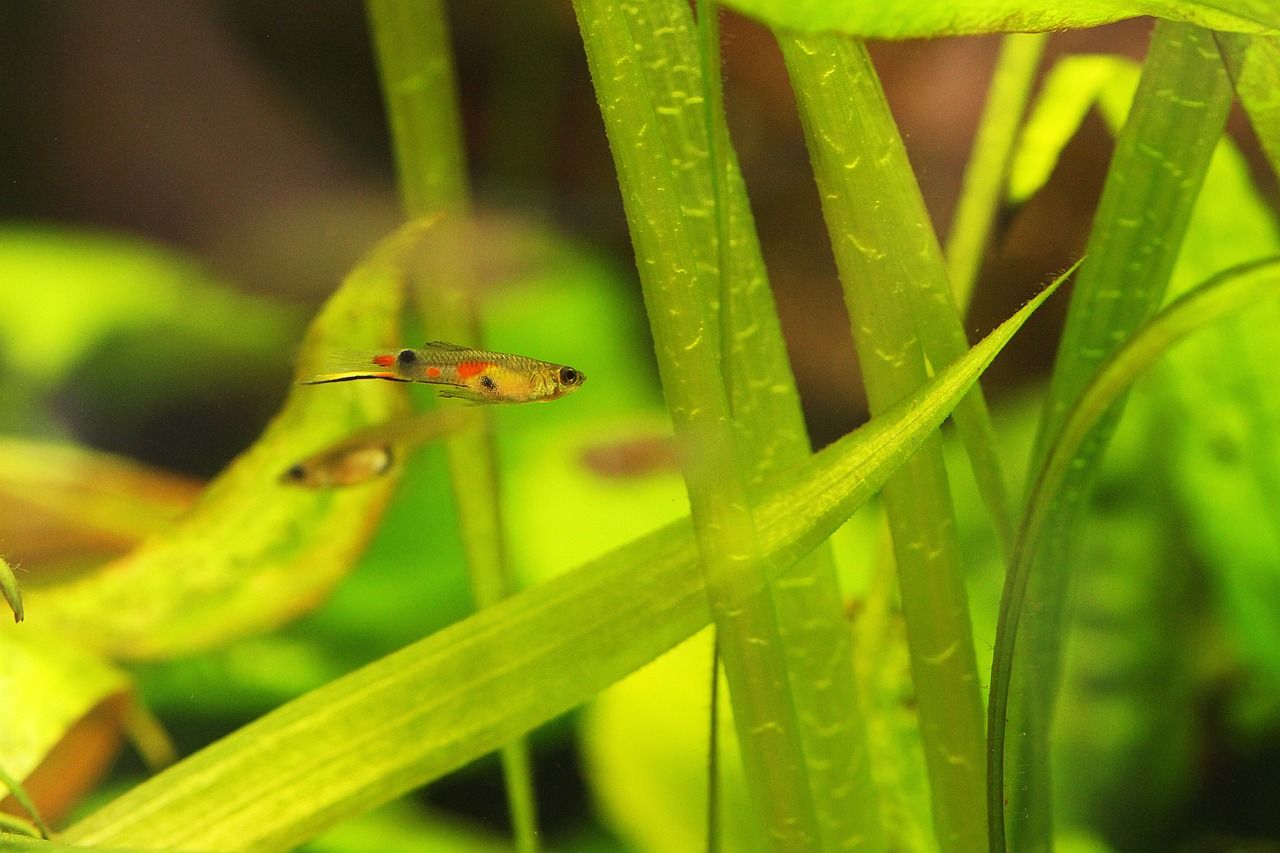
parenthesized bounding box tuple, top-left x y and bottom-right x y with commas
(1007, 56, 1140, 205)
(994, 23, 1237, 852)
(0, 628, 128, 802)
(720, 0, 1280, 39)
(14, 220, 428, 659)
(1221, 35, 1280, 181)
(62, 270, 1061, 853)
(991, 256, 1280, 852)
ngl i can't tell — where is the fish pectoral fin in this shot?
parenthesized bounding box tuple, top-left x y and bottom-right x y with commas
(421, 340, 469, 351)
(436, 388, 490, 405)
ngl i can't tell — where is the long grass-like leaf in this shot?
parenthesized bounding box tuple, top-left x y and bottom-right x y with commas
(577, 0, 819, 842)
(946, 33, 1047, 316)
(365, 2, 540, 846)
(780, 32, 1025, 851)
(992, 20, 1237, 852)
(62, 274, 1061, 853)
(992, 257, 1280, 848)
(576, 0, 884, 846)
(1218, 34, 1280, 180)
(717, 0, 1280, 39)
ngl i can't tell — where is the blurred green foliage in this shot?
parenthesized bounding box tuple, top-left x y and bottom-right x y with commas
(2, 3, 1279, 853)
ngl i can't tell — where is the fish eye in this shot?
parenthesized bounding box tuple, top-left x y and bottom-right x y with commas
(559, 366, 581, 386)
(397, 349, 417, 365)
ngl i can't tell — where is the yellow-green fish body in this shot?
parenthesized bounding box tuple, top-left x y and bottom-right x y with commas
(303, 340, 585, 404)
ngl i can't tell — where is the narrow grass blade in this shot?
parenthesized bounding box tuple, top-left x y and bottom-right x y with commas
(579, 0, 819, 844)
(0, 763, 49, 839)
(61, 273, 1061, 853)
(1218, 34, 1280, 180)
(366, 2, 540, 847)
(716, 0, 1280, 39)
(1, 556, 22, 623)
(25, 220, 421, 658)
(946, 33, 1048, 315)
(992, 255, 1280, 847)
(781, 32, 1014, 560)
(576, 0, 884, 846)
(780, 31, 1035, 850)
(995, 21, 1238, 852)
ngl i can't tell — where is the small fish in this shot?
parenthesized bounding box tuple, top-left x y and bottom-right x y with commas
(282, 408, 473, 489)
(302, 341, 586, 404)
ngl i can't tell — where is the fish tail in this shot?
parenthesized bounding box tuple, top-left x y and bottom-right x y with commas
(301, 350, 406, 385)
(301, 371, 409, 385)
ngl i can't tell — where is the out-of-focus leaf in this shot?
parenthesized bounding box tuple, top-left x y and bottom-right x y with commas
(1156, 133, 1280, 695)
(0, 228, 299, 390)
(1220, 35, 1280, 180)
(62, 273, 1060, 852)
(582, 630, 761, 853)
(1050, 395, 1199, 848)
(12, 220, 434, 659)
(718, 0, 1280, 39)
(0, 629, 129, 815)
(991, 256, 1280, 851)
(507, 417, 685, 587)
(308, 800, 508, 853)
(0, 839, 144, 853)
(995, 24, 1236, 851)
(1007, 56, 1140, 205)
(0, 439, 201, 573)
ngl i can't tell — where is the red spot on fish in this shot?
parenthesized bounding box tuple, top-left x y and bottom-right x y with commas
(373, 354, 395, 367)
(456, 361, 491, 379)
(426, 366, 441, 379)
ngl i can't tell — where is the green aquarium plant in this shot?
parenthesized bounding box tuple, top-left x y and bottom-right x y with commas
(2, 2, 1279, 853)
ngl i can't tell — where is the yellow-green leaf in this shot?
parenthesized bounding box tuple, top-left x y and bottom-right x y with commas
(18, 220, 435, 659)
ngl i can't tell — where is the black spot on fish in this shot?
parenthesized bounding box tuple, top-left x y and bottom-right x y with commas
(397, 349, 417, 366)
(479, 375, 496, 391)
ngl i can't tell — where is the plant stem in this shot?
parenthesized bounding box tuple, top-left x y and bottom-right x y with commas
(365, 2, 540, 849)
(946, 33, 1048, 317)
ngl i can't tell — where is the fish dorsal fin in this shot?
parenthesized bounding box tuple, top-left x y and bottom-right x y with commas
(422, 340, 469, 352)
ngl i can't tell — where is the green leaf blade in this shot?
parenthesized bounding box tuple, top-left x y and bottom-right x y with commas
(718, 0, 1280, 39)
(24, 220, 426, 659)
(992, 20, 1239, 852)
